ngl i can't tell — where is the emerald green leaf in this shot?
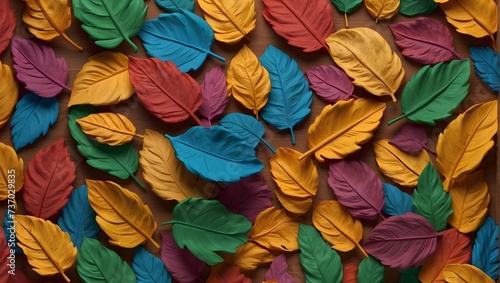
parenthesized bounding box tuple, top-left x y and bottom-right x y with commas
(298, 224, 343, 283)
(399, 267, 421, 283)
(388, 59, 470, 126)
(72, 0, 148, 52)
(358, 256, 384, 283)
(400, 0, 437, 16)
(77, 238, 136, 283)
(412, 162, 453, 231)
(163, 197, 252, 266)
(331, 0, 363, 13)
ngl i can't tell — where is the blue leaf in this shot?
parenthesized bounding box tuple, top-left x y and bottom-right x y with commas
(470, 47, 499, 92)
(382, 183, 414, 216)
(472, 216, 499, 280)
(219, 113, 276, 153)
(2, 209, 22, 254)
(155, 0, 194, 13)
(132, 247, 172, 283)
(10, 92, 58, 150)
(58, 184, 100, 249)
(138, 11, 225, 72)
(166, 126, 264, 182)
(259, 45, 313, 145)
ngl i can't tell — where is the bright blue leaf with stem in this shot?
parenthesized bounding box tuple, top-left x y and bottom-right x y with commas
(132, 246, 172, 283)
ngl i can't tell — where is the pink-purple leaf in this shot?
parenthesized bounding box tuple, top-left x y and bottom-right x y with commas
(265, 254, 296, 283)
(11, 37, 70, 98)
(362, 213, 440, 270)
(197, 67, 228, 127)
(389, 123, 434, 154)
(328, 159, 385, 220)
(305, 65, 356, 104)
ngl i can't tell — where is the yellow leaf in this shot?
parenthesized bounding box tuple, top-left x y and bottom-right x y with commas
(365, 0, 399, 22)
(222, 241, 277, 271)
(68, 52, 134, 107)
(443, 264, 494, 283)
(227, 45, 271, 119)
(373, 139, 431, 187)
(77, 112, 139, 146)
(15, 215, 77, 282)
(0, 63, 18, 130)
(448, 170, 489, 233)
(436, 100, 497, 191)
(274, 189, 312, 216)
(139, 129, 210, 202)
(198, 0, 256, 43)
(22, 0, 82, 50)
(86, 179, 160, 249)
(250, 207, 299, 252)
(326, 28, 404, 101)
(0, 142, 23, 201)
(300, 99, 386, 162)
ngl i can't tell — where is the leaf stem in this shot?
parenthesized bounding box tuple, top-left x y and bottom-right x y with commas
(192, 115, 203, 126)
(387, 114, 406, 126)
(135, 133, 145, 139)
(130, 173, 146, 190)
(62, 85, 72, 92)
(423, 144, 436, 155)
(61, 271, 71, 283)
(259, 137, 276, 154)
(208, 51, 226, 62)
(357, 243, 369, 258)
(378, 212, 387, 221)
(149, 238, 160, 249)
(344, 13, 348, 28)
(290, 127, 296, 145)
(61, 32, 83, 52)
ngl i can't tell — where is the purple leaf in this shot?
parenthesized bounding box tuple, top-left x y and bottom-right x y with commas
(389, 123, 433, 154)
(389, 17, 464, 66)
(328, 159, 385, 220)
(265, 254, 296, 283)
(363, 213, 439, 269)
(217, 173, 273, 223)
(197, 67, 228, 127)
(11, 37, 69, 98)
(160, 232, 206, 283)
(305, 65, 355, 104)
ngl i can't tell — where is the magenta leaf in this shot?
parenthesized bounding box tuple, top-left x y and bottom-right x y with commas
(11, 37, 69, 98)
(265, 254, 296, 283)
(363, 213, 440, 269)
(305, 65, 356, 104)
(217, 173, 273, 223)
(197, 67, 228, 127)
(328, 159, 385, 220)
(389, 17, 464, 66)
(389, 123, 434, 154)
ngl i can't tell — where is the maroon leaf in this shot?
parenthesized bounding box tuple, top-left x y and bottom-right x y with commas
(0, 0, 15, 54)
(341, 263, 358, 283)
(389, 123, 434, 154)
(265, 254, 296, 282)
(305, 65, 356, 104)
(0, 232, 8, 283)
(7, 270, 30, 283)
(197, 67, 228, 127)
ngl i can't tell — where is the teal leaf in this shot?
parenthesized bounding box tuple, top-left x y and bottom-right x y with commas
(138, 12, 225, 73)
(10, 92, 58, 151)
(259, 45, 312, 145)
(382, 183, 414, 216)
(155, 0, 194, 13)
(165, 126, 263, 182)
(470, 46, 499, 93)
(331, 0, 363, 13)
(399, 0, 437, 16)
(399, 268, 420, 283)
(358, 256, 384, 283)
(132, 247, 172, 283)
(472, 216, 499, 280)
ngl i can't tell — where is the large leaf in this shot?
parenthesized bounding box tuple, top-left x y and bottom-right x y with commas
(77, 112, 138, 146)
(399, 0, 437, 16)
(443, 264, 495, 283)
(132, 247, 172, 283)
(470, 47, 499, 93)
(472, 217, 499, 280)
(0, 63, 17, 130)
(250, 207, 299, 252)
(219, 113, 274, 152)
(382, 183, 414, 216)
(358, 257, 384, 283)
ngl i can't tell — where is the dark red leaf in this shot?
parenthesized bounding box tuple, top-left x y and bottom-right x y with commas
(341, 263, 358, 283)
(0, 0, 15, 54)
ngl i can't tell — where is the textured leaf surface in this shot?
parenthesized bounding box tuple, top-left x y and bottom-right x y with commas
(0, 63, 17, 130)
(331, 0, 363, 14)
(400, 268, 421, 283)
(0, 228, 8, 283)
(443, 264, 495, 283)
(0, 0, 14, 54)
(389, 123, 430, 154)
(132, 247, 172, 283)
(305, 65, 355, 104)
(472, 217, 499, 280)
(265, 254, 296, 282)
(77, 112, 137, 146)
(219, 113, 267, 150)
(155, 0, 194, 12)
(222, 241, 277, 272)
(342, 264, 358, 283)
(198, 67, 228, 127)
(365, 0, 399, 21)
(470, 47, 499, 93)
(358, 257, 384, 283)
(399, 0, 437, 16)
(382, 183, 414, 216)
(207, 265, 252, 283)
(250, 207, 299, 252)
(0, 142, 23, 201)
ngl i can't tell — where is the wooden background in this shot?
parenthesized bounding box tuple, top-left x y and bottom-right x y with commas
(0, 0, 498, 282)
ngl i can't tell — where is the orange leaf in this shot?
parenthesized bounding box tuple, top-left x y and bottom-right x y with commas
(222, 242, 277, 272)
(207, 265, 251, 283)
(250, 207, 299, 252)
(342, 263, 358, 283)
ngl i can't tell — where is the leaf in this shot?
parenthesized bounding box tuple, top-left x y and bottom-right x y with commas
(207, 265, 252, 283)
(259, 45, 313, 145)
(470, 47, 499, 93)
(198, 67, 228, 127)
(227, 45, 271, 119)
(0, 228, 9, 283)
(86, 179, 159, 249)
(57, 184, 100, 249)
(77, 238, 136, 283)
(342, 264, 358, 283)
(11, 37, 69, 98)
(443, 264, 495, 283)
(73, 0, 147, 52)
(362, 213, 439, 269)
(0, 142, 23, 201)
(298, 224, 343, 283)
(265, 254, 296, 283)
(164, 197, 252, 266)
(358, 257, 384, 283)
(68, 52, 134, 107)
(436, 100, 497, 190)
(219, 113, 274, 152)
(305, 65, 355, 104)
(331, 0, 363, 27)
(15, 215, 77, 282)
(373, 139, 432, 187)
(132, 247, 172, 283)
(166, 126, 263, 182)
(400, 268, 421, 283)
(326, 28, 404, 101)
(221, 241, 277, 272)
(77, 112, 138, 146)
(0, 63, 17, 130)
(156, 0, 194, 12)
(10, 93, 58, 151)
(382, 183, 414, 216)
(217, 173, 273, 223)
(389, 17, 463, 65)
(418, 228, 471, 283)
(23, 139, 76, 219)
(262, 0, 334, 52)
(198, 0, 256, 43)
(399, 0, 437, 16)
(472, 217, 499, 280)
(389, 123, 432, 154)
(0, 0, 14, 54)
(138, 12, 225, 72)
(250, 207, 299, 252)
(129, 57, 203, 125)
(301, 98, 386, 162)
(365, 0, 399, 21)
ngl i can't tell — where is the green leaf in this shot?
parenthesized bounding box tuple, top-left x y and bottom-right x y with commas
(358, 256, 384, 283)
(72, 0, 148, 52)
(77, 238, 136, 283)
(163, 197, 252, 266)
(400, 0, 437, 16)
(412, 162, 453, 231)
(331, 0, 363, 13)
(399, 267, 421, 283)
(388, 59, 470, 126)
(298, 224, 343, 283)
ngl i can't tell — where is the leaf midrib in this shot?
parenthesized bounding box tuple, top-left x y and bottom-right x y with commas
(210, 0, 246, 36)
(16, 46, 67, 91)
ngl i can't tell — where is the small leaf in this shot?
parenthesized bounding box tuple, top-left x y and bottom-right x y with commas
(77, 112, 138, 146)
(265, 254, 296, 283)
(469, 47, 499, 93)
(0, 142, 23, 201)
(206, 265, 252, 283)
(472, 217, 499, 280)
(382, 183, 414, 216)
(156, 0, 194, 12)
(305, 65, 355, 104)
(342, 263, 358, 283)
(222, 241, 277, 272)
(365, 0, 399, 21)
(0, 0, 15, 54)
(219, 113, 274, 152)
(399, 0, 437, 16)
(198, 67, 228, 127)
(358, 256, 384, 283)
(443, 264, 495, 283)
(250, 207, 299, 252)
(0, 63, 18, 130)
(389, 123, 431, 154)
(0, 228, 9, 283)
(132, 247, 172, 283)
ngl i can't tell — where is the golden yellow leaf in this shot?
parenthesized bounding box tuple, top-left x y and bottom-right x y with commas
(68, 52, 134, 107)
(15, 215, 77, 282)
(300, 98, 385, 162)
(448, 170, 489, 233)
(227, 45, 271, 119)
(373, 139, 431, 187)
(0, 63, 18, 130)
(274, 189, 312, 216)
(326, 28, 404, 101)
(86, 179, 160, 249)
(250, 207, 299, 252)
(198, 0, 256, 43)
(77, 112, 139, 146)
(0, 142, 23, 201)
(443, 264, 494, 283)
(222, 241, 277, 271)
(365, 0, 399, 22)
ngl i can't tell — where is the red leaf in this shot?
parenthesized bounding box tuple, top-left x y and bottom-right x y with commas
(341, 263, 358, 283)
(0, 0, 15, 54)
(0, 232, 9, 283)
(22, 138, 76, 219)
(207, 265, 251, 283)
(7, 270, 30, 283)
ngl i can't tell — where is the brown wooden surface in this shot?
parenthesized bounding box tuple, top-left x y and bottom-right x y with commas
(0, 0, 498, 282)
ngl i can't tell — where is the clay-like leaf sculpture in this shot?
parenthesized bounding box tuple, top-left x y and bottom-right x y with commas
(342, 263, 358, 283)
(156, 0, 194, 12)
(0, 0, 15, 54)
(389, 123, 434, 154)
(382, 183, 414, 216)
(207, 265, 252, 283)
(250, 207, 299, 252)
(358, 257, 384, 283)
(472, 217, 499, 280)
(470, 47, 499, 93)
(365, 0, 399, 21)
(0, 142, 23, 201)
(399, 0, 437, 16)
(305, 65, 356, 104)
(0, 231, 8, 283)
(219, 113, 276, 153)
(0, 63, 18, 130)
(265, 254, 296, 283)
(222, 242, 277, 272)
(443, 264, 495, 283)
(198, 67, 228, 127)
(331, 0, 363, 27)
(77, 113, 139, 146)
(132, 247, 172, 283)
